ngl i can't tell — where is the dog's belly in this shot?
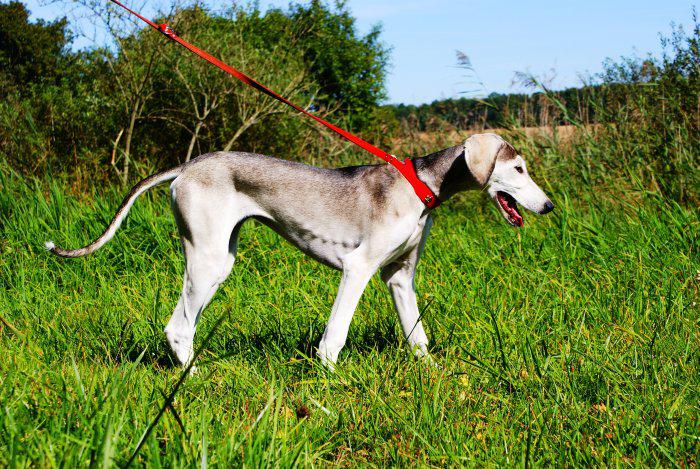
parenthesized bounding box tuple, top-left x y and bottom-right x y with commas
(253, 216, 358, 270)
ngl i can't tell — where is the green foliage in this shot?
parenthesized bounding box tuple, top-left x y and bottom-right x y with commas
(498, 13, 699, 206)
(0, 1, 72, 94)
(288, 0, 390, 129)
(0, 2, 121, 174)
(389, 13, 700, 205)
(388, 86, 599, 131)
(592, 14, 700, 204)
(0, 1, 389, 178)
(141, 5, 319, 165)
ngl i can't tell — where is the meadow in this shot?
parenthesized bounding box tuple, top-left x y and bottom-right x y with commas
(1, 124, 698, 466)
(1, 2, 699, 466)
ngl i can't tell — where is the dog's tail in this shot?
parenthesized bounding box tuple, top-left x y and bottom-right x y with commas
(45, 167, 183, 258)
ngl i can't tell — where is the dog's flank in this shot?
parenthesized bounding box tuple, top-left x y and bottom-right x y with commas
(46, 167, 182, 257)
(46, 133, 553, 369)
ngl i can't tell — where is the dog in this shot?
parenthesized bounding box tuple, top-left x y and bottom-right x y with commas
(46, 133, 553, 369)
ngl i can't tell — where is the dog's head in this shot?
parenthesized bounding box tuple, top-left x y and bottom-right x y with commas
(464, 133, 553, 227)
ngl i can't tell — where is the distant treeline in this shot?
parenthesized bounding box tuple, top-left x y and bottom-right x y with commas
(384, 85, 627, 131)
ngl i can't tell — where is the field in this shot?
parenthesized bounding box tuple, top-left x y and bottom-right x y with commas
(0, 126, 698, 466)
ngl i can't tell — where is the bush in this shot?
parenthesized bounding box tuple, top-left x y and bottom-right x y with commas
(0, 1, 71, 94)
(0, 1, 390, 182)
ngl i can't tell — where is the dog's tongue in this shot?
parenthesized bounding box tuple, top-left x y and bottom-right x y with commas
(511, 210, 524, 226)
(497, 193, 524, 226)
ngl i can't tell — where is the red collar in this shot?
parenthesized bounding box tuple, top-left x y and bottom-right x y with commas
(397, 158, 441, 208)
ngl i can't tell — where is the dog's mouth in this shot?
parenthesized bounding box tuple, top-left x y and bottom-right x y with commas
(496, 191, 524, 227)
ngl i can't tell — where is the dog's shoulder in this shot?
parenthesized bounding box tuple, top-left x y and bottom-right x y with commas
(334, 164, 374, 178)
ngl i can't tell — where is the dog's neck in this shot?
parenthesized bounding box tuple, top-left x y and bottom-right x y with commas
(413, 144, 479, 202)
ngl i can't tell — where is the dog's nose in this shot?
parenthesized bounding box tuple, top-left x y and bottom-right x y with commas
(540, 201, 554, 214)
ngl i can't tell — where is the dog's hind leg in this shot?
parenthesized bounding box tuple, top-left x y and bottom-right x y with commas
(165, 226, 239, 367)
(165, 184, 243, 367)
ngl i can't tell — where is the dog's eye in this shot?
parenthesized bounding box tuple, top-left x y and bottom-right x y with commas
(515, 166, 524, 174)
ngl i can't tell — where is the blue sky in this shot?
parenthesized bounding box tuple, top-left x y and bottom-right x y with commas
(23, 0, 696, 104)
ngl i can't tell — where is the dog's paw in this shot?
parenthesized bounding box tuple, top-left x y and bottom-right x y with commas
(412, 347, 441, 370)
(318, 357, 336, 374)
(422, 354, 442, 370)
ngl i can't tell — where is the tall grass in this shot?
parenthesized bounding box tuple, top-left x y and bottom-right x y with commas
(0, 131, 697, 465)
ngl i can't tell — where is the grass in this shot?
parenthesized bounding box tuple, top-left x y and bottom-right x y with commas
(0, 134, 698, 466)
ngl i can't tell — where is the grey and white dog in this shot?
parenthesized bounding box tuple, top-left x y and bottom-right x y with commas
(47, 133, 553, 369)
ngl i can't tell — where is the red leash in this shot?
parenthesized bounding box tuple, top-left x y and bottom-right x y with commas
(108, 0, 439, 208)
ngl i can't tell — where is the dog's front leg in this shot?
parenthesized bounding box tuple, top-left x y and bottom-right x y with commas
(381, 261, 433, 361)
(318, 262, 376, 369)
(380, 218, 437, 366)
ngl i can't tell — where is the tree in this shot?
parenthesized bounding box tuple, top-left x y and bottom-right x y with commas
(0, 1, 71, 94)
(107, 29, 164, 185)
(289, 0, 390, 130)
(140, 5, 322, 163)
(55, 0, 175, 184)
(1, 0, 393, 178)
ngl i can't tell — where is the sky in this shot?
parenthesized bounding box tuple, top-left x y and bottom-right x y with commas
(22, 0, 696, 104)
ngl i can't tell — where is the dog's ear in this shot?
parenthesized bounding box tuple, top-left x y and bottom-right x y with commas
(464, 133, 503, 186)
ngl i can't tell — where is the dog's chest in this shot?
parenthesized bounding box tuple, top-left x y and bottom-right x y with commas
(380, 215, 429, 265)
